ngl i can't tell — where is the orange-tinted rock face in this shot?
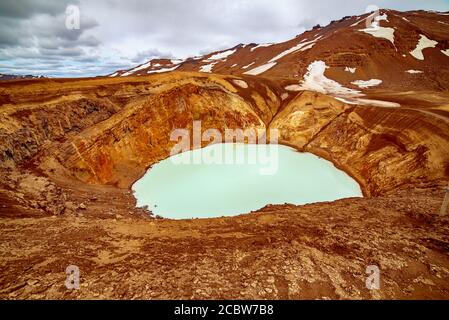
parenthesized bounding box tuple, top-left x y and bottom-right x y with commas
(56, 82, 266, 187)
(269, 90, 449, 196)
(1, 72, 448, 196)
(303, 107, 449, 195)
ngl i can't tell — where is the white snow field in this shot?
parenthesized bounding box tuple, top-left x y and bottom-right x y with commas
(345, 67, 356, 73)
(121, 61, 153, 76)
(207, 49, 236, 61)
(351, 79, 383, 88)
(297, 61, 360, 96)
(243, 62, 277, 76)
(359, 26, 395, 44)
(250, 43, 273, 52)
(410, 34, 438, 60)
(147, 65, 180, 74)
(199, 62, 218, 73)
(359, 13, 395, 45)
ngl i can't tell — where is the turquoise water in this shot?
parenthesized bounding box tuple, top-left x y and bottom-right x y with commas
(132, 143, 362, 219)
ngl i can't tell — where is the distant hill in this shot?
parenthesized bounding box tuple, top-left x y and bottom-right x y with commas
(0, 73, 46, 81)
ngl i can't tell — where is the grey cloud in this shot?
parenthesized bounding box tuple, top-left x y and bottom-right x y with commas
(0, 17, 31, 47)
(0, 1, 101, 71)
(39, 47, 85, 57)
(0, 0, 76, 18)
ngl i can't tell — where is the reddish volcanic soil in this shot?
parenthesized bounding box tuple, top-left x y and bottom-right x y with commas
(1, 186, 449, 300)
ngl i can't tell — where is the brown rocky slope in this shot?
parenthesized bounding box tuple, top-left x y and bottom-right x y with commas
(111, 9, 449, 92)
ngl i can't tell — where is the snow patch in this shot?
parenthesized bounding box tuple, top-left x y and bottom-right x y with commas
(351, 11, 378, 27)
(242, 62, 255, 69)
(289, 60, 398, 108)
(243, 62, 277, 76)
(345, 67, 356, 73)
(285, 61, 401, 108)
(199, 62, 218, 73)
(335, 97, 400, 108)
(406, 69, 423, 74)
(147, 65, 180, 74)
(359, 13, 395, 45)
(171, 59, 185, 65)
(353, 11, 388, 28)
(296, 60, 361, 96)
(359, 26, 395, 44)
(250, 44, 273, 52)
(350, 17, 363, 27)
(132, 61, 153, 72)
(207, 49, 236, 61)
(351, 79, 382, 88)
(354, 99, 400, 108)
(299, 43, 315, 52)
(109, 72, 118, 77)
(284, 85, 302, 91)
(232, 79, 248, 89)
(410, 34, 438, 60)
(441, 49, 449, 57)
(198, 49, 236, 73)
(375, 13, 389, 23)
(268, 36, 322, 63)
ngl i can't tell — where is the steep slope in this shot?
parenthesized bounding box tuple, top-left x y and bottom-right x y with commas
(1, 73, 448, 196)
(110, 9, 449, 92)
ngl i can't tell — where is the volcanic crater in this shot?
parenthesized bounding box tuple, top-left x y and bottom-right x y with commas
(1, 71, 449, 299)
(1, 8, 449, 300)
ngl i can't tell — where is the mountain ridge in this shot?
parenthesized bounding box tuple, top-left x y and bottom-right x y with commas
(109, 9, 449, 92)
(0, 73, 45, 81)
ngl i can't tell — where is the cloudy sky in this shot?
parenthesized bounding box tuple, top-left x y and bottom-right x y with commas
(1, 0, 448, 77)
